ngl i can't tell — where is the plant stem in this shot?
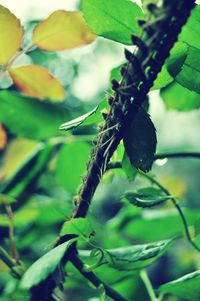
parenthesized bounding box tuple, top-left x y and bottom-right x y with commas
(70, 252, 128, 301)
(155, 152, 200, 160)
(0, 245, 22, 278)
(107, 152, 200, 170)
(142, 173, 200, 252)
(140, 269, 159, 301)
(71, 1, 195, 219)
(0, 42, 34, 79)
(5, 205, 20, 264)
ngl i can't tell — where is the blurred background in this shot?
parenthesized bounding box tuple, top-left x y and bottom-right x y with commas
(0, 1, 200, 300)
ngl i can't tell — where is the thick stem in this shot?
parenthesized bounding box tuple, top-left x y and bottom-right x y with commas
(71, 1, 195, 219)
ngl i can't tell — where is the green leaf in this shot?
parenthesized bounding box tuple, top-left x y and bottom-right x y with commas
(81, 239, 175, 271)
(59, 99, 109, 131)
(0, 194, 16, 206)
(59, 106, 98, 131)
(122, 152, 138, 181)
(166, 42, 189, 78)
(110, 63, 173, 91)
(82, 0, 144, 45)
(161, 82, 200, 111)
(123, 109, 157, 173)
(152, 65, 173, 90)
(60, 218, 94, 239)
(159, 270, 200, 301)
(179, 5, 200, 50)
(124, 188, 173, 208)
(105, 239, 174, 270)
(55, 141, 91, 195)
(20, 239, 76, 290)
(167, 42, 200, 94)
(1, 143, 54, 199)
(0, 91, 70, 140)
(108, 206, 200, 242)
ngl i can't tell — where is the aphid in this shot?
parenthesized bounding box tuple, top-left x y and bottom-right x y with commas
(111, 79, 120, 91)
(101, 109, 109, 120)
(120, 65, 127, 77)
(97, 122, 105, 132)
(131, 34, 149, 60)
(124, 49, 146, 81)
(146, 3, 161, 16)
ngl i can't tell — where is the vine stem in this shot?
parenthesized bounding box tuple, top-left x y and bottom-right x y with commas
(140, 269, 159, 301)
(5, 205, 20, 264)
(70, 252, 128, 301)
(107, 152, 200, 253)
(107, 152, 200, 170)
(0, 245, 23, 278)
(142, 172, 200, 252)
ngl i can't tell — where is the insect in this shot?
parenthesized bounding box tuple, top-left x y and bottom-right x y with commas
(131, 34, 149, 60)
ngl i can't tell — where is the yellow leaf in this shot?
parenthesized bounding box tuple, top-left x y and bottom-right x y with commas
(0, 124, 7, 150)
(33, 10, 96, 51)
(9, 65, 65, 101)
(0, 138, 39, 181)
(0, 5, 24, 65)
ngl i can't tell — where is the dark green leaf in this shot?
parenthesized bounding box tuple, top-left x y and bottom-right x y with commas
(20, 239, 76, 290)
(0, 91, 69, 140)
(81, 239, 175, 271)
(124, 188, 173, 208)
(159, 270, 200, 301)
(82, 0, 144, 45)
(105, 239, 174, 270)
(161, 82, 200, 111)
(123, 109, 157, 173)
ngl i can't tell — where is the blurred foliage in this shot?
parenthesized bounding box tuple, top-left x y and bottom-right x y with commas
(0, 1, 200, 301)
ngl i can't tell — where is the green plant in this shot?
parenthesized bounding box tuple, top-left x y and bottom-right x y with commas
(0, 1, 200, 301)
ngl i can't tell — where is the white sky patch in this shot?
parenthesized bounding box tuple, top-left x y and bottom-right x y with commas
(0, 0, 79, 22)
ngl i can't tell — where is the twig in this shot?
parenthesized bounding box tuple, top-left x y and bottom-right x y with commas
(140, 269, 159, 301)
(5, 205, 20, 264)
(0, 245, 23, 278)
(70, 252, 128, 301)
(107, 152, 200, 170)
(142, 173, 200, 252)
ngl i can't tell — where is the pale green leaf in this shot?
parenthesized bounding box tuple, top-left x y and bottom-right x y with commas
(20, 239, 76, 289)
(159, 271, 200, 301)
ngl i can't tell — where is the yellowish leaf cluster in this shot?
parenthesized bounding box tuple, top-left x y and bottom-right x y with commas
(0, 6, 96, 102)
